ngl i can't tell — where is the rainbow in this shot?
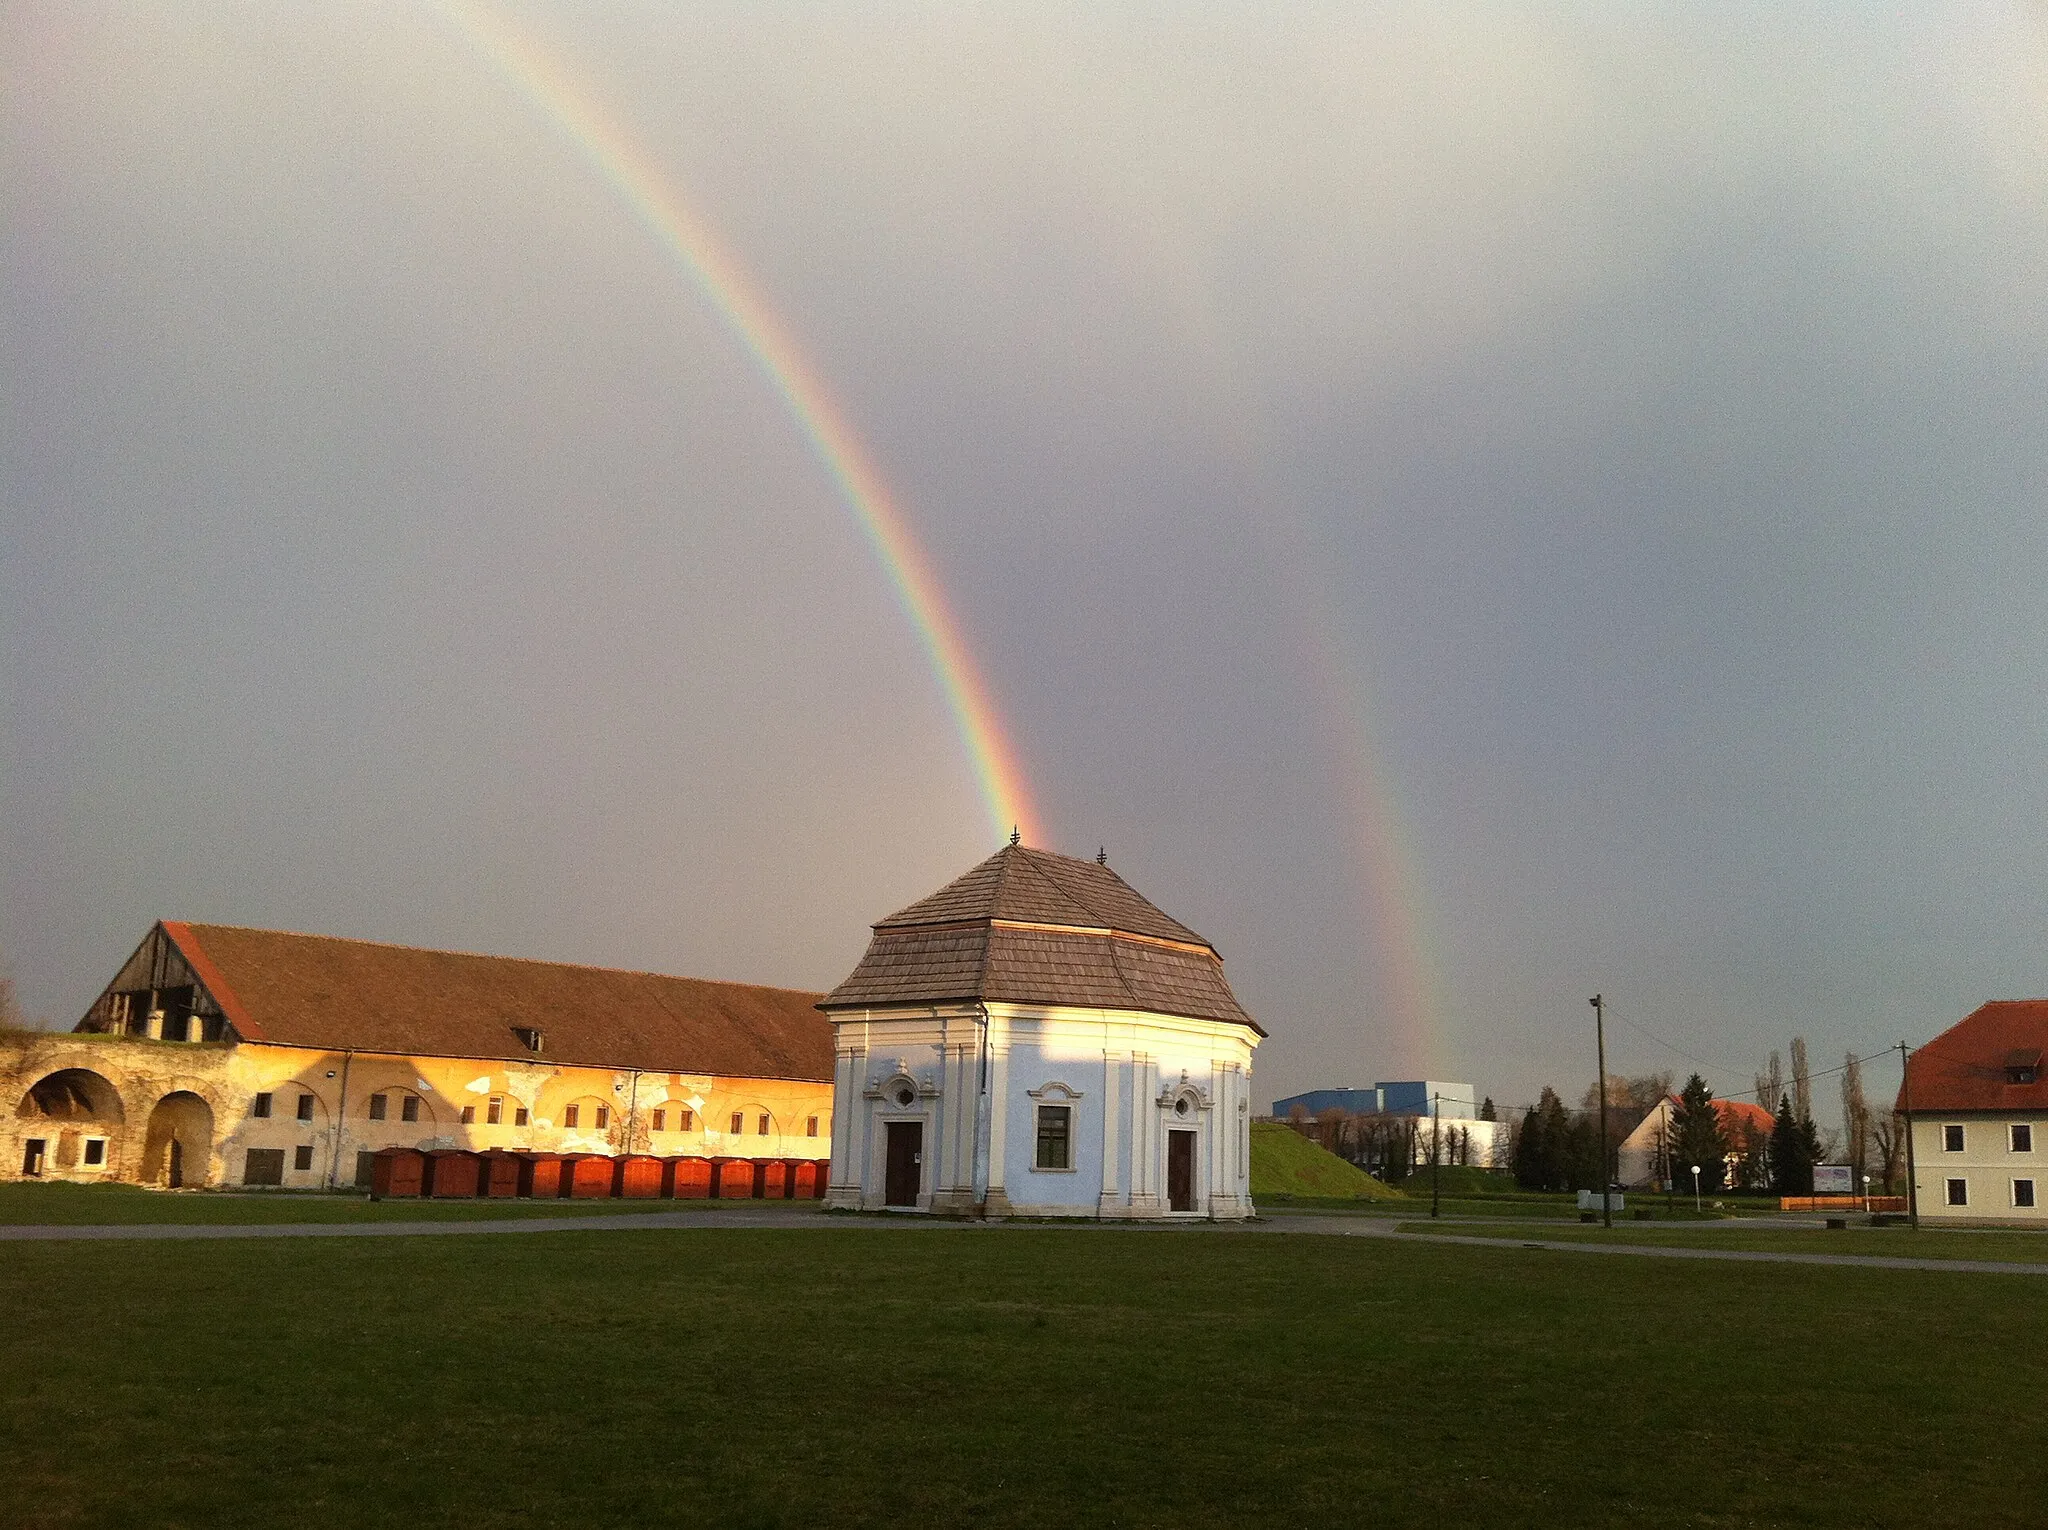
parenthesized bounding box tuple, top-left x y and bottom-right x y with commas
(431, 0, 1039, 846)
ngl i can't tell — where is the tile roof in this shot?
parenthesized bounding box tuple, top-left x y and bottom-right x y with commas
(877, 845, 1211, 947)
(1711, 1098, 1777, 1134)
(823, 845, 1263, 1033)
(1901, 1001, 2048, 1113)
(150, 922, 832, 1080)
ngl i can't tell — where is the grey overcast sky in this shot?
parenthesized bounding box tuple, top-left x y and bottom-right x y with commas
(5, 3, 2046, 1120)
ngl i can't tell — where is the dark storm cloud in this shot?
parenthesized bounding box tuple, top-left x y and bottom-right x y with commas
(5, 3, 2044, 1122)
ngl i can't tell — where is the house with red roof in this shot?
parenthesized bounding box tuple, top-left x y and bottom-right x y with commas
(1616, 1093, 1776, 1189)
(1901, 1001, 2048, 1224)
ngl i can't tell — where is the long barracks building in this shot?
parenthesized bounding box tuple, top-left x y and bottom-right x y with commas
(3, 921, 834, 1191)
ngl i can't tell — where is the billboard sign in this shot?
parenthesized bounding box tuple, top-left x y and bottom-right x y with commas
(1813, 1164, 1855, 1195)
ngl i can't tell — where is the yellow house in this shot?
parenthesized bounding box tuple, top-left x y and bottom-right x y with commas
(4, 922, 833, 1190)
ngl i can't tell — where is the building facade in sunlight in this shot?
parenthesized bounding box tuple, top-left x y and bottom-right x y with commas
(1902, 1001, 2048, 1226)
(3, 923, 832, 1191)
(821, 843, 1263, 1219)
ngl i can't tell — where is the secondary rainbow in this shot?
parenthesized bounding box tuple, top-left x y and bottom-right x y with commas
(433, 0, 1039, 846)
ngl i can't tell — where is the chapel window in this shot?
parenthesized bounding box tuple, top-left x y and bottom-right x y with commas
(596, 1105, 610, 1130)
(515, 1107, 530, 1126)
(807, 1116, 819, 1138)
(679, 1109, 694, 1131)
(757, 1114, 770, 1136)
(401, 1096, 420, 1124)
(253, 1093, 273, 1119)
(296, 1094, 314, 1122)
(460, 1106, 476, 1125)
(652, 1110, 667, 1132)
(1036, 1105, 1072, 1170)
(294, 1145, 314, 1171)
(563, 1105, 580, 1129)
(730, 1112, 744, 1134)
(487, 1097, 504, 1126)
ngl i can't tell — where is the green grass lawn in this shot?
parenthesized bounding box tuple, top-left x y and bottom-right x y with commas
(3, 1225, 2043, 1528)
(0, 1180, 791, 1225)
(1395, 1217, 2048, 1263)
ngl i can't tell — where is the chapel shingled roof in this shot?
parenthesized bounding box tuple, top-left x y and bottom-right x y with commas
(129, 923, 833, 1080)
(1899, 1001, 2048, 1113)
(821, 844, 1263, 1033)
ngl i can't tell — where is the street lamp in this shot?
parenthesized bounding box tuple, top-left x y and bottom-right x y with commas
(1691, 1164, 1702, 1214)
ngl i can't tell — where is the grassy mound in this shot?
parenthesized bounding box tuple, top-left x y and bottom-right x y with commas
(1250, 1121, 1403, 1201)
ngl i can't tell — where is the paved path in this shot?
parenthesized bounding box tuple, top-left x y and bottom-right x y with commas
(1253, 1216, 2048, 1276)
(4, 1206, 2046, 1274)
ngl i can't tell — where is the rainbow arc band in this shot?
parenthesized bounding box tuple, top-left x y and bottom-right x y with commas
(434, 0, 1039, 846)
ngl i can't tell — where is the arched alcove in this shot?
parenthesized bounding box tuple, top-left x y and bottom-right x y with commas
(17, 1069, 126, 1125)
(142, 1092, 215, 1188)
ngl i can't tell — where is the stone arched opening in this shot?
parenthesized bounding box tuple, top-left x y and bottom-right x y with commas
(17, 1068, 127, 1125)
(142, 1092, 215, 1189)
(15, 1068, 128, 1177)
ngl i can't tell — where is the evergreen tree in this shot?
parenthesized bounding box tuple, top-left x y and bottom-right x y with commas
(1670, 1074, 1728, 1193)
(1771, 1095, 1815, 1194)
(1513, 1104, 1544, 1189)
(1538, 1087, 1574, 1191)
(1563, 1110, 1602, 1191)
(1479, 1097, 1496, 1122)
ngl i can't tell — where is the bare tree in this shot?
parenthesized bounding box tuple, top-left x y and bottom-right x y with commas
(1755, 1051, 1784, 1113)
(1791, 1037, 1812, 1123)
(1315, 1107, 1347, 1156)
(1841, 1052, 1870, 1182)
(1871, 1111, 1906, 1194)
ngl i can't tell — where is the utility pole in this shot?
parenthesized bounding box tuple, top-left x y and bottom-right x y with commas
(1430, 1091, 1441, 1219)
(1591, 994, 1612, 1228)
(1899, 1040, 1919, 1230)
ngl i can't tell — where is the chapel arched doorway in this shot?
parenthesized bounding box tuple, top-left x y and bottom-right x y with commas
(142, 1092, 214, 1188)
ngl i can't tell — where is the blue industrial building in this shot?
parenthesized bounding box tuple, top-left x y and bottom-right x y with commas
(1271, 1080, 1477, 1119)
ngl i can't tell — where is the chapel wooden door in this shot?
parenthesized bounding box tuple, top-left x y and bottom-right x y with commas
(885, 1121, 923, 1207)
(1168, 1129, 1196, 1212)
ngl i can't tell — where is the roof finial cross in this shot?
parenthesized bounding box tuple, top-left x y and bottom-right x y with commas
(1009, 826, 1021, 847)
(1097, 846, 1107, 865)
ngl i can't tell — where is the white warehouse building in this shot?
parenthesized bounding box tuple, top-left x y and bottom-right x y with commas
(821, 841, 1264, 1219)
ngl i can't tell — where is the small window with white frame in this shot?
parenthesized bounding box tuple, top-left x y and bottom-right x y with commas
(1942, 1124, 1965, 1152)
(82, 1137, 107, 1168)
(1035, 1104, 1072, 1170)
(2014, 1179, 2037, 1209)
(1945, 1177, 1968, 1206)
(2012, 1123, 2034, 1153)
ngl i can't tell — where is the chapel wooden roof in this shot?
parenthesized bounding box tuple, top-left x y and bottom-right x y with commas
(821, 845, 1264, 1033)
(86, 922, 833, 1080)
